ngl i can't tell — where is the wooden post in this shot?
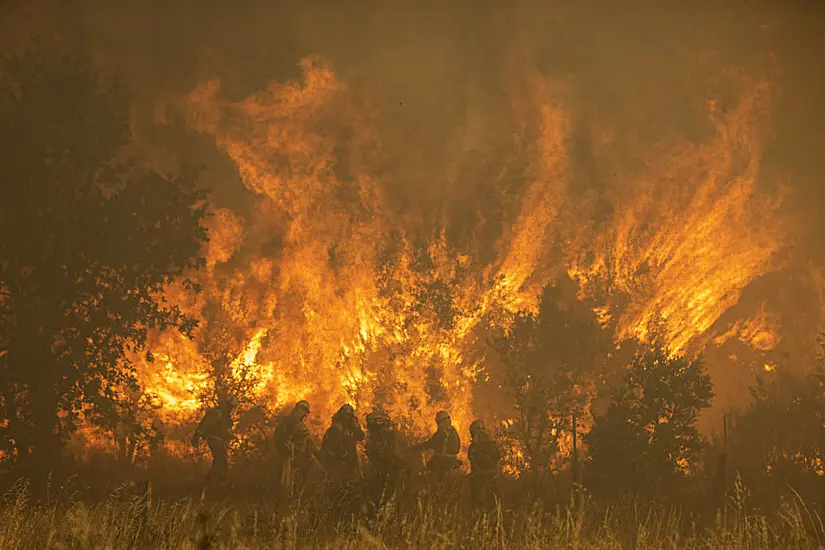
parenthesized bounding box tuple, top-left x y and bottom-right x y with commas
(723, 414, 728, 489)
(571, 413, 580, 508)
(721, 413, 729, 529)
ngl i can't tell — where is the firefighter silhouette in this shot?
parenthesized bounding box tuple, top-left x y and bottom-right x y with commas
(320, 403, 365, 484)
(468, 420, 501, 510)
(273, 400, 319, 496)
(365, 408, 403, 504)
(192, 394, 237, 483)
(414, 410, 461, 479)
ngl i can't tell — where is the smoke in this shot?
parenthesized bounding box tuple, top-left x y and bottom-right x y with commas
(4, 0, 825, 433)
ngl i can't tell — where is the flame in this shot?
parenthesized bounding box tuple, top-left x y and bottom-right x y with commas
(568, 78, 785, 355)
(138, 333, 209, 421)
(143, 58, 521, 437)
(766, 452, 825, 477)
(111, 58, 787, 469)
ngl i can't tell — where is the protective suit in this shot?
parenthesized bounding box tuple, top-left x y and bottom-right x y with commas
(192, 395, 236, 482)
(415, 410, 461, 478)
(468, 420, 501, 510)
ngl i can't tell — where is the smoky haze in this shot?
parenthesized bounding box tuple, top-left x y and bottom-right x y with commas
(2, 0, 825, 432)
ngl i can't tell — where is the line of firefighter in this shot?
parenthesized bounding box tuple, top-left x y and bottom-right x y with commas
(191, 398, 502, 503)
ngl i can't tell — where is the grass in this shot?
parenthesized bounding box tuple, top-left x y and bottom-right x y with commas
(0, 475, 823, 549)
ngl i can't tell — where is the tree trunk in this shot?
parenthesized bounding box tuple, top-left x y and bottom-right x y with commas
(9, 293, 65, 496)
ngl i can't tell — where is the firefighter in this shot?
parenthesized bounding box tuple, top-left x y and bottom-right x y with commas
(414, 410, 461, 479)
(191, 394, 237, 483)
(365, 408, 402, 501)
(273, 400, 317, 495)
(467, 420, 501, 510)
(274, 400, 311, 455)
(320, 403, 365, 484)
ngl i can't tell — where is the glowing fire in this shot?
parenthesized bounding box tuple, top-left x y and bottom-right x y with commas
(714, 301, 781, 353)
(114, 57, 786, 468)
(568, 79, 784, 356)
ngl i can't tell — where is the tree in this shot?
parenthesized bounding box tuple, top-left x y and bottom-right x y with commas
(197, 297, 260, 408)
(0, 45, 208, 484)
(86, 385, 163, 469)
(492, 275, 611, 474)
(728, 334, 825, 504)
(585, 345, 713, 500)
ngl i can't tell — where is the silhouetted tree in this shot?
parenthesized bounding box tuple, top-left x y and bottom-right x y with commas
(585, 345, 713, 501)
(0, 45, 208, 484)
(493, 275, 611, 474)
(86, 386, 163, 469)
(728, 334, 825, 504)
(197, 298, 259, 407)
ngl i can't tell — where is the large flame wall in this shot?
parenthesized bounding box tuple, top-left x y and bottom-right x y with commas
(131, 56, 787, 442)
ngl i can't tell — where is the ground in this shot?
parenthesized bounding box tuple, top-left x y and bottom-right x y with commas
(0, 471, 822, 549)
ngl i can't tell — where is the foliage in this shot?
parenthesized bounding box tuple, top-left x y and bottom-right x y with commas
(728, 334, 825, 502)
(339, 234, 478, 420)
(85, 387, 164, 467)
(0, 44, 208, 478)
(585, 345, 714, 500)
(492, 275, 611, 472)
(196, 298, 261, 408)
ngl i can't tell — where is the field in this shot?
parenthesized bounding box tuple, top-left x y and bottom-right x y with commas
(1, 474, 823, 550)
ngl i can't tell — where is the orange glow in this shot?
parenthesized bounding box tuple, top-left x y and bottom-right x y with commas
(103, 59, 787, 471)
(568, 79, 785, 356)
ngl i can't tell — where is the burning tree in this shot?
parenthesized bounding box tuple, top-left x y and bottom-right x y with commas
(196, 297, 263, 408)
(0, 45, 208, 484)
(491, 275, 611, 474)
(585, 344, 713, 500)
(193, 297, 274, 459)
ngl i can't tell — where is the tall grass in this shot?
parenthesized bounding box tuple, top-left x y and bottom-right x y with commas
(0, 477, 822, 549)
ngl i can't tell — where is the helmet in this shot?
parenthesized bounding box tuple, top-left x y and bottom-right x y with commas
(366, 410, 390, 427)
(338, 403, 355, 417)
(294, 400, 310, 414)
(435, 410, 450, 423)
(470, 420, 485, 433)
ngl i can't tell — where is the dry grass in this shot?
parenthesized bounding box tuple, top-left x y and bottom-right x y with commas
(0, 477, 823, 549)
